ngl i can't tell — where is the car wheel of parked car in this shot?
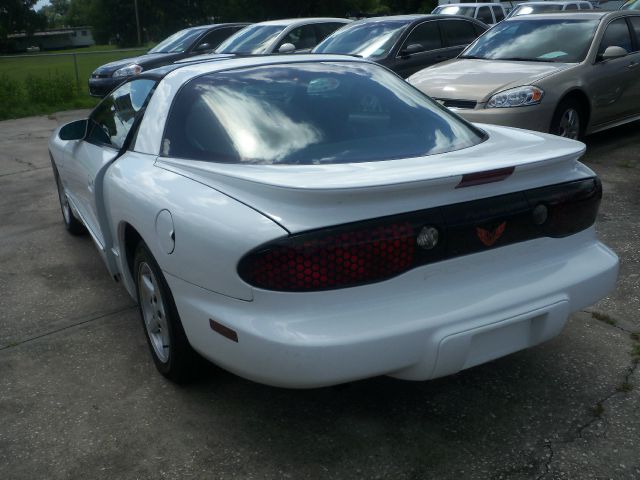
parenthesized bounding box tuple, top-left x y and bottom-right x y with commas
(134, 242, 199, 382)
(551, 99, 585, 140)
(53, 165, 85, 235)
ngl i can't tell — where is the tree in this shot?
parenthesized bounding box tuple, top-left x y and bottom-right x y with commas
(0, 0, 45, 51)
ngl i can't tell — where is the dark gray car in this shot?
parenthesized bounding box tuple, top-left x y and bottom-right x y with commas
(312, 15, 488, 78)
(88, 23, 248, 97)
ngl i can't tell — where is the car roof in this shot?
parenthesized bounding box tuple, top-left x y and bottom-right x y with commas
(254, 17, 350, 27)
(515, 1, 589, 4)
(354, 14, 431, 22)
(506, 10, 626, 19)
(438, 3, 503, 6)
(140, 54, 369, 83)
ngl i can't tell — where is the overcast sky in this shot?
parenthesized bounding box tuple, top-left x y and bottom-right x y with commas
(35, 0, 51, 11)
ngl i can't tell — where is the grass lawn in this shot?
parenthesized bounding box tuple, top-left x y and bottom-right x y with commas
(0, 45, 151, 120)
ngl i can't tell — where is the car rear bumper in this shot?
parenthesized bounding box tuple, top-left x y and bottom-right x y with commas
(450, 102, 556, 134)
(166, 228, 618, 388)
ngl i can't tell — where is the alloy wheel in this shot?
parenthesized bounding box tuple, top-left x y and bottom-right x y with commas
(138, 262, 171, 362)
(558, 108, 580, 140)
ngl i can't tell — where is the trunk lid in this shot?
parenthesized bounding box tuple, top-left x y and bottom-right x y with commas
(155, 124, 588, 233)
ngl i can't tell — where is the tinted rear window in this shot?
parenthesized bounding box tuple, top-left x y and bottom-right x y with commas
(162, 62, 484, 165)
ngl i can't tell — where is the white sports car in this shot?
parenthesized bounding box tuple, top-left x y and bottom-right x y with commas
(49, 55, 618, 388)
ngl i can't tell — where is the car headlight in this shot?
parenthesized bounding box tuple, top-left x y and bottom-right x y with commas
(113, 64, 143, 78)
(486, 86, 544, 108)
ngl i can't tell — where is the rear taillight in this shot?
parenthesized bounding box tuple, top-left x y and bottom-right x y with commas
(238, 177, 602, 292)
(238, 222, 418, 292)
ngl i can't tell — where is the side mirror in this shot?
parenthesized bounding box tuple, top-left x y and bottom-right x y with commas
(278, 43, 296, 53)
(401, 43, 423, 57)
(59, 119, 88, 141)
(600, 45, 628, 61)
(194, 42, 211, 52)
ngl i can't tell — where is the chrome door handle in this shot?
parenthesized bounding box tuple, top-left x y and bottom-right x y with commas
(628, 62, 639, 69)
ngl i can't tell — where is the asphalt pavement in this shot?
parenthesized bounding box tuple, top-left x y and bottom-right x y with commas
(0, 110, 638, 479)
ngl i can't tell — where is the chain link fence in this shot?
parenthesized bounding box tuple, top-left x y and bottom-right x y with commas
(0, 47, 150, 119)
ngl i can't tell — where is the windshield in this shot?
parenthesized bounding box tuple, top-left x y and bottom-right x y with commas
(149, 28, 205, 53)
(510, 4, 564, 16)
(433, 6, 477, 16)
(313, 20, 410, 59)
(163, 62, 484, 165)
(461, 19, 598, 62)
(215, 24, 286, 54)
(621, 0, 640, 9)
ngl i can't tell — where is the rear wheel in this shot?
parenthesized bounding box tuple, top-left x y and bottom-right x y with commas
(550, 98, 586, 140)
(53, 166, 84, 235)
(134, 242, 199, 382)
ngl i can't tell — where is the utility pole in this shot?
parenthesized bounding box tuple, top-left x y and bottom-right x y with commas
(134, 0, 142, 46)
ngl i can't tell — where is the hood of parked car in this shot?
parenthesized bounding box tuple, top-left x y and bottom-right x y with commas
(92, 52, 186, 76)
(408, 59, 575, 103)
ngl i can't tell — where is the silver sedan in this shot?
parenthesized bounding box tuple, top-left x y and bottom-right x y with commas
(408, 11, 640, 139)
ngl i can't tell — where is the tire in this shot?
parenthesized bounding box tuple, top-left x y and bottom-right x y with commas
(52, 165, 85, 235)
(550, 98, 586, 140)
(134, 242, 199, 383)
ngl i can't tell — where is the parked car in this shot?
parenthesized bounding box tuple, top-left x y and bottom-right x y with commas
(408, 11, 640, 139)
(312, 15, 488, 78)
(182, 18, 350, 64)
(621, 0, 640, 9)
(88, 24, 248, 97)
(432, 3, 507, 25)
(49, 55, 618, 388)
(507, 1, 594, 17)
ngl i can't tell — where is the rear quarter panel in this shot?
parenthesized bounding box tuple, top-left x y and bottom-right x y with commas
(102, 151, 287, 301)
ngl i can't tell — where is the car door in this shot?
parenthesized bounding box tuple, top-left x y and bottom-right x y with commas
(589, 18, 638, 126)
(628, 17, 640, 114)
(65, 78, 156, 249)
(394, 20, 445, 78)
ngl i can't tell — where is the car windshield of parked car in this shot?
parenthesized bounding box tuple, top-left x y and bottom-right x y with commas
(149, 28, 206, 53)
(621, 0, 640, 9)
(461, 19, 598, 62)
(510, 4, 564, 16)
(163, 62, 484, 165)
(433, 6, 477, 16)
(312, 20, 410, 59)
(215, 24, 286, 54)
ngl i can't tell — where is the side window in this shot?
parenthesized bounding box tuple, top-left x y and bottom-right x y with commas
(197, 27, 242, 51)
(87, 79, 156, 149)
(565, 4, 578, 10)
(629, 18, 640, 51)
(401, 21, 442, 53)
(278, 25, 318, 51)
(441, 20, 479, 47)
(315, 23, 346, 42)
(598, 19, 633, 56)
(493, 7, 505, 21)
(477, 6, 494, 24)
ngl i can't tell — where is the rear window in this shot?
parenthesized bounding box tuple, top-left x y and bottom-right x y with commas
(162, 62, 484, 165)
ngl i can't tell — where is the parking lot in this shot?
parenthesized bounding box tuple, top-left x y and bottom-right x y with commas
(0, 110, 638, 479)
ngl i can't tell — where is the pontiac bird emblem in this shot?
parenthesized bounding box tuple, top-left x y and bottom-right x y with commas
(476, 221, 506, 247)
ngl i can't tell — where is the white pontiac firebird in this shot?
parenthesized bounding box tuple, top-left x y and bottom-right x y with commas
(49, 55, 618, 388)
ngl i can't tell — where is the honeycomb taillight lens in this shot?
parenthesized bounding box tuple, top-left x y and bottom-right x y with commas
(238, 222, 416, 292)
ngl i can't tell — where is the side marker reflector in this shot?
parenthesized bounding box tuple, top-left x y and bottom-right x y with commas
(456, 167, 515, 188)
(209, 319, 238, 343)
